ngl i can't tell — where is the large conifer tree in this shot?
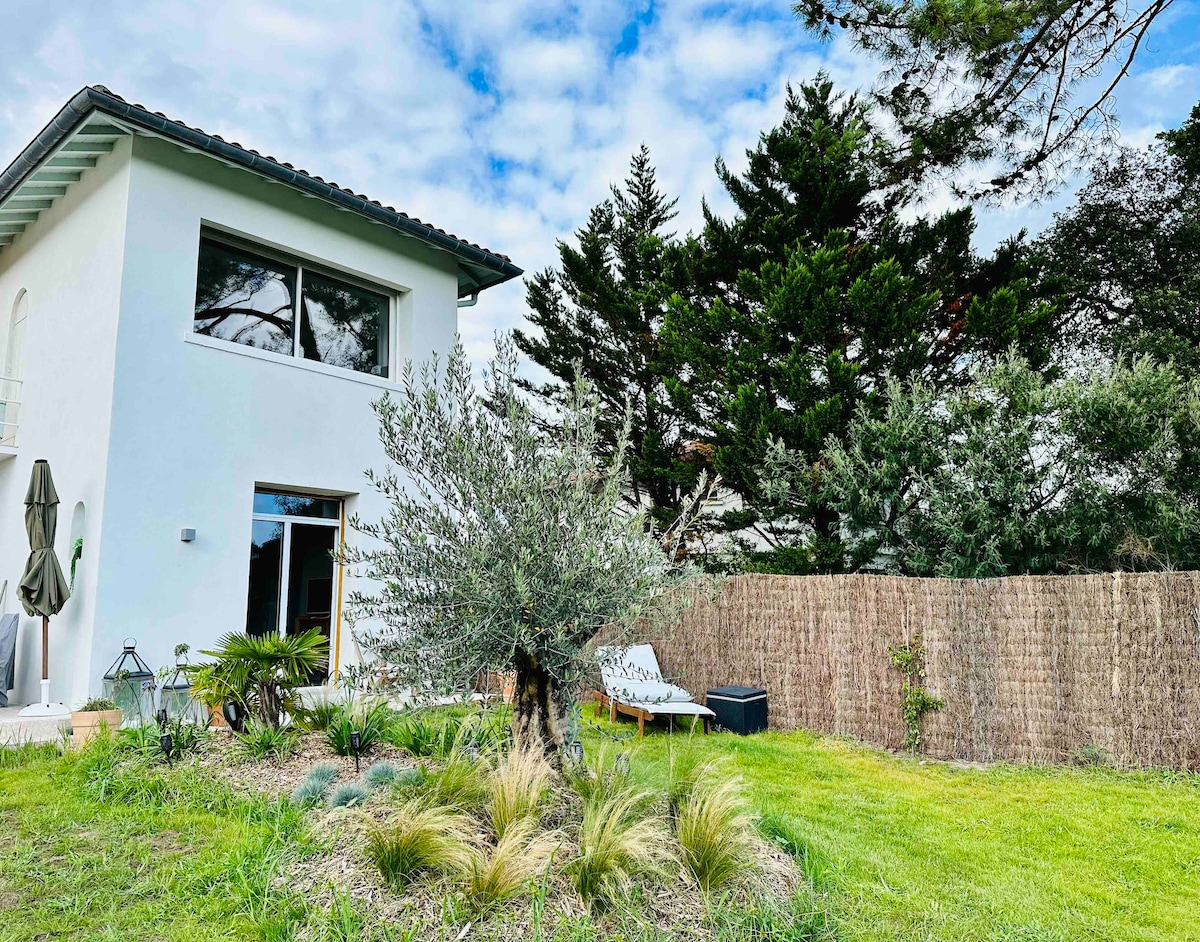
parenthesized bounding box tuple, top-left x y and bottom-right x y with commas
(663, 78, 1057, 572)
(515, 147, 703, 535)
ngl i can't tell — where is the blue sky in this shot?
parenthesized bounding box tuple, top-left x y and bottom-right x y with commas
(2, 0, 1199, 361)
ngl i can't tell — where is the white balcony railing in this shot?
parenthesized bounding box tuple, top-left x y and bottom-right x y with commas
(0, 376, 21, 447)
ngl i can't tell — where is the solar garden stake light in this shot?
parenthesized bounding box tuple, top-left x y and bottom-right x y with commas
(155, 707, 168, 730)
(615, 752, 630, 776)
(350, 729, 362, 773)
(160, 729, 173, 765)
(569, 740, 584, 765)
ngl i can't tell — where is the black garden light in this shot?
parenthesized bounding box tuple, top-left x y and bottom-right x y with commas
(349, 729, 362, 773)
(155, 707, 168, 730)
(160, 729, 173, 765)
(569, 740, 584, 765)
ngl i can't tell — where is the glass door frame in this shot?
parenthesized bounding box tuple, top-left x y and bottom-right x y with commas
(250, 498, 343, 642)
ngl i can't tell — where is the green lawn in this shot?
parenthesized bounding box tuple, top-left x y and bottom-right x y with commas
(2, 723, 1197, 942)
(0, 745, 308, 942)
(586, 717, 1200, 942)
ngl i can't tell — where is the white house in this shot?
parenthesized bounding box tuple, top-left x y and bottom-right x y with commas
(0, 86, 521, 713)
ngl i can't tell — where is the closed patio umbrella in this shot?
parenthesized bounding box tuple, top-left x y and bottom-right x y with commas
(17, 459, 71, 717)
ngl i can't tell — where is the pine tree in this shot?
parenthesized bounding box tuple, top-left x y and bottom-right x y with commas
(514, 147, 702, 534)
(663, 79, 1057, 573)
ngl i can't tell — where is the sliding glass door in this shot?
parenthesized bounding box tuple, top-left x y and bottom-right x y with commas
(245, 489, 341, 683)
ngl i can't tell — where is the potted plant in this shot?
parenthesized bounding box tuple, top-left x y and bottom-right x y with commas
(72, 696, 122, 747)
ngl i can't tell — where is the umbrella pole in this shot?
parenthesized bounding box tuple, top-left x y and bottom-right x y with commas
(40, 615, 49, 707)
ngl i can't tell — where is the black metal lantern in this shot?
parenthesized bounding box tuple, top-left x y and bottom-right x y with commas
(349, 729, 362, 773)
(160, 729, 173, 764)
(102, 638, 154, 725)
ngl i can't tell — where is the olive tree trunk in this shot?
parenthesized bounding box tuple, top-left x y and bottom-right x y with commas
(512, 650, 568, 761)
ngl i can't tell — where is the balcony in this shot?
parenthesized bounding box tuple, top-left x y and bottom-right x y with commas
(0, 376, 20, 461)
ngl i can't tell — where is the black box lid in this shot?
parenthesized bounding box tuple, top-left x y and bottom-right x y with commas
(707, 685, 766, 699)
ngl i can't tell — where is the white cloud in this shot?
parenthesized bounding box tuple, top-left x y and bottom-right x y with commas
(1, 0, 1197, 366)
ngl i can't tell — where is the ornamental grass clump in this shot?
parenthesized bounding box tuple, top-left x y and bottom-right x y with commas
(563, 742, 635, 805)
(327, 698, 393, 757)
(465, 817, 561, 910)
(234, 720, 298, 761)
(329, 782, 369, 809)
(674, 769, 758, 892)
(291, 763, 338, 807)
(366, 799, 475, 889)
(487, 747, 551, 839)
(426, 748, 489, 812)
(364, 760, 398, 789)
(571, 788, 671, 908)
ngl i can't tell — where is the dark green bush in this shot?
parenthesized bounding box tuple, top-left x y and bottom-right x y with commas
(326, 699, 393, 756)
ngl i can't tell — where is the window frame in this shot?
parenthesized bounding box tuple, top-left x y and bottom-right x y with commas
(193, 228, 400, 380)
(248, 488, 343, 643)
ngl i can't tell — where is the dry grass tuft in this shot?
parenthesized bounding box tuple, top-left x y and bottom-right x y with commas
(571, 787, 671, 908)
(487, 746, 551, 839)
(674, 767, 758, 892)
(465, 817, 562, 909)
(365, 797, 475, 889)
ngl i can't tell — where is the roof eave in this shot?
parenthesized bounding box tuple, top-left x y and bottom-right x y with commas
(0, 87, 522, 297)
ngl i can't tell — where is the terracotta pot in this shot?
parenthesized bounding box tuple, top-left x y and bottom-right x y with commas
(208, 704, 227, 728)
(71, 709, 123, 747)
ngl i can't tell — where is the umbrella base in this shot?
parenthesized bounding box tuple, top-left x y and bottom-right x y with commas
(18, 701, 70, 718)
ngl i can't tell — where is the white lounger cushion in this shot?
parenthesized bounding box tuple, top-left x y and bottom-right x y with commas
(596, 643, 715, 717)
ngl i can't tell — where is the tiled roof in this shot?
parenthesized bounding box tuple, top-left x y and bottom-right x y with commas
(0, 86, 522, 295)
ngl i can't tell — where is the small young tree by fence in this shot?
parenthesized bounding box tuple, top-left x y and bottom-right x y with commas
(652, 572, 1200, 769)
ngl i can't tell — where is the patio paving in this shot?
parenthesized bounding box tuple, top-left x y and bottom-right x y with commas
(0, 705, 70, 746)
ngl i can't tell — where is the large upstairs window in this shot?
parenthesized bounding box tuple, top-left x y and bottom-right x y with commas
(193, 233, 393, 378)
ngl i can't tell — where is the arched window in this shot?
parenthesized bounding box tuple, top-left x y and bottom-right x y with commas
(5, 289, 28, 380)
(0, 290, 25, 445)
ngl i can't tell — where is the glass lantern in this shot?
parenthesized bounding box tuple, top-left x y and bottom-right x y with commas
(101, 638, 155, 726)
(161, 650, 203, 724)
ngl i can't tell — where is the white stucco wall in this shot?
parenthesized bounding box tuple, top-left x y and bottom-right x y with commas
(78, 135, 463, 699)
(0, 138, 131, 708)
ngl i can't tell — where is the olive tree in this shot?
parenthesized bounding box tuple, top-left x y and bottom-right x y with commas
(344, 336, 702, 758)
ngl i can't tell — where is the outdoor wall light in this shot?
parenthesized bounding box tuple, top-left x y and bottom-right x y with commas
(349, 729, 362, 773)
(180, 528, 196, 542)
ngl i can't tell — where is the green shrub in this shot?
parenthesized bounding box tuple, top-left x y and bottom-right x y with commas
(388, 712, 441, 757)
(393, 766, 429, 791)
(365, 798, 474, 888)
(327, 699, 393, 757)
(295, 697, 342, 732)
(487, 746, 550, 838)
(388, 709, 509, 759)
(187, 628, 328, 730)
(675, 770, 757, 892)
(117, 720, 209, 759)
(78, 696, 118, 712)
(235, 721, 299, 761)
(571, 789, 670, 908)
(465, 817, 561, 910)
(364, 760, 398, 789)
(292, 763, 339, 807)
(329, 782, 368, 809)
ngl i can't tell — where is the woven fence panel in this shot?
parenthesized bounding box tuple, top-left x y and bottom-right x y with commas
(651, 572, 1200, 768)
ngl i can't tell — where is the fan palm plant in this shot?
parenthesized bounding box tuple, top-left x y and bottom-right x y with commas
(187, 628, 328, 729)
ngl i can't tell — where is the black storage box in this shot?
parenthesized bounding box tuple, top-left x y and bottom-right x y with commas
(706, 685, 768, 735)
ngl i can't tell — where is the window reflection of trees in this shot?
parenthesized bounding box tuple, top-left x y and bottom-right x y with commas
(193, 237, 389, 376)
(193, 240, 295, 354)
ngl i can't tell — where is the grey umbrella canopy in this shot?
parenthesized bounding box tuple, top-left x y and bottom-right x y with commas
(17, 460, 70, 618)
